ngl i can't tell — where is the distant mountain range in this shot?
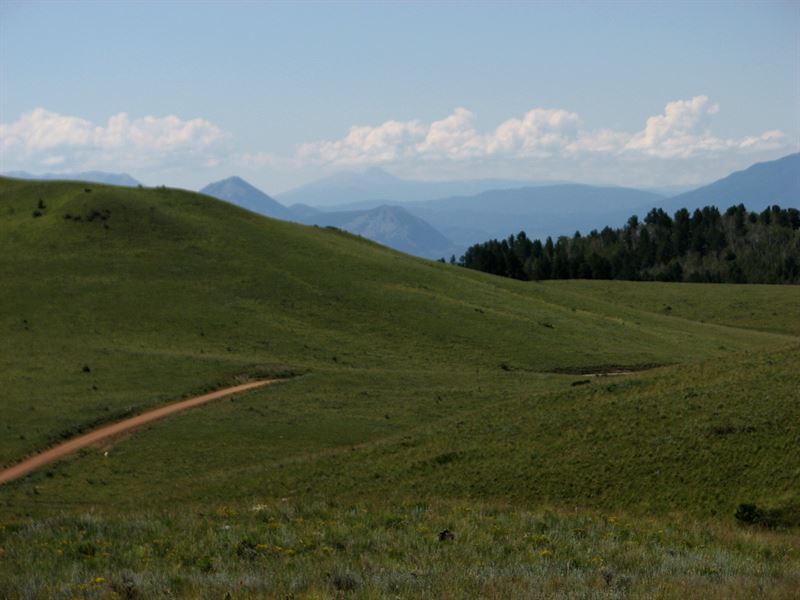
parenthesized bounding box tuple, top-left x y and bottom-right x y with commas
(663, 153, 799, 213)
(200, 176, 456, 259)
(200, 176, 294, 220)
(4, 170, 141, 187)
(279, 153, 798, 250)
(201, 153, 800, 259)
(400, 184, 665, 246)
(200, 177, 668, 258)
(8, 153, 796, 261)
(275, 166, 565, 208)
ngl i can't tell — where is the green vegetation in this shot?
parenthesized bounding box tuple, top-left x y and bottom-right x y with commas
(460, 204, 800, 283)
(3, 178, 790, 466)
(3, 500, 799, 599)
(540, 279, 800, 337)
(1, 177, 798, 597)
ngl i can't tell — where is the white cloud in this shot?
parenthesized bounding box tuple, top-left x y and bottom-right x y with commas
(2, 100, 791, 188)
(624, 95, 719, 157)
(565, 128, 630, 155)
(488, 108, 582, 157)
(0, 108, 231, 171)
(415, 108, 484, 159)
(295, 96, 789, 167)
(738, 129, 785, 149)
(296, 118, 427, 166)
(620, 96, 789, 159)
(0, 108, 92, 153)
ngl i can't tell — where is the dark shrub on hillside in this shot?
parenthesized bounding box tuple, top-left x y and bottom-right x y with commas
(735, 503, 765, 525)
(733, 503, 800, 528)
(331, 571, 360, 592)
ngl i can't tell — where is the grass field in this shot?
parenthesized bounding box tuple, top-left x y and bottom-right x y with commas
(3, 500, 799, 599)
(542, 279, 800, 337)
(1, 177, 798, 597)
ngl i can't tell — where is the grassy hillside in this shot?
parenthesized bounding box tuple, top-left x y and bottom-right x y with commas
(541, 279, 800, 336)
(2, 177, 791, 467)
(1, 177, 798, 597)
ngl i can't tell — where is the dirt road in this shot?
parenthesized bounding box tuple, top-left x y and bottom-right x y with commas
(0, 379, 280, 486)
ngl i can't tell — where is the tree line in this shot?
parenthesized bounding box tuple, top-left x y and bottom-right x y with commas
(452, 204, 800, 284)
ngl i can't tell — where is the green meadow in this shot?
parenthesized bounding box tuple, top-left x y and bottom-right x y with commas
(1, 177, 798, 598)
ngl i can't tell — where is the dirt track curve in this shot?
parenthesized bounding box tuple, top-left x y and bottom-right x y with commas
(0, 379, 280, 486)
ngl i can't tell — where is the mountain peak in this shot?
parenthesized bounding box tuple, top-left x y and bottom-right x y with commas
(219, 175, 247, 184)
(200, 176, 292, 220)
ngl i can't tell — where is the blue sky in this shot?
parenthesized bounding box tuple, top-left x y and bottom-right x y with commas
(1, 1, 797, 192)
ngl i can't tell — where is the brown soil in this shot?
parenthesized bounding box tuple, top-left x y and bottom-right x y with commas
(0, 379, 280, 486)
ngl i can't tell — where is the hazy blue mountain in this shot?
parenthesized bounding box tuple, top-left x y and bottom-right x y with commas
(275, 166, 562, 207)
(298, 204, 458, 259)
(642, 184, 699, 196)
(200, 176, 456, 258)
(288, 203, 323, 218)
(663, 153, 800, 212)
(200, 176, 293, 220)
(5, 170, 141, 187)
(398, 184, 665, 247)
(417, 184, 661, 214)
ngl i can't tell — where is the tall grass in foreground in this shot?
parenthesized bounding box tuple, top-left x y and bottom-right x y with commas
(1, 500, 797, 599)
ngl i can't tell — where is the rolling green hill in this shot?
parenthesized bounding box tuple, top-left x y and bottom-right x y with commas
(1, 177, 798, 598)
(3, 177, 792, 468)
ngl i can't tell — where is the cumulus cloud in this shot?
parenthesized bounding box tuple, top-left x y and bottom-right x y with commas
(488, 108, 582, 157)
(622, 96, 788, 159)
(2, 99, 790, 185)
(0, 108, 231, 171)
(295, 96, 788, 167)
(624, 95, 720, 157)
(296, 118, 426, 166)
(415, 108, 484, 159)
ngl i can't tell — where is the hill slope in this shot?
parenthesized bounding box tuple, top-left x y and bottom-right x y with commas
(0, 176, 797, 521)
(4, 170, 141, 187)
(665, 153, 800, 212)
(1, 177, 798, 596)
(200, 176, 294, 220)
